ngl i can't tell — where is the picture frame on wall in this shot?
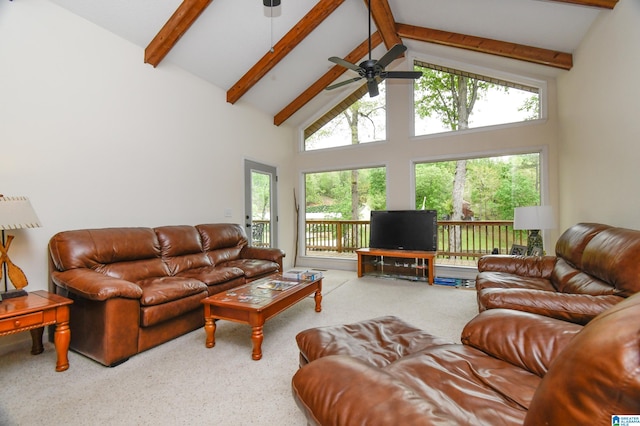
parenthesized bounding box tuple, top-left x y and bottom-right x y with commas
(510, 244, 527, 256)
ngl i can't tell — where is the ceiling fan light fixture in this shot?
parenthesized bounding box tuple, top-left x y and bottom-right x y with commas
(324, 0, 420, 97)
(263, 0, 281, 18)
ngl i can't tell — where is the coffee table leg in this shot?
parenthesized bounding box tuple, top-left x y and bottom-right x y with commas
(314, 289, 322, 312)
(205, 317, 216, 348)
(314, 280, 323, 312)
(251, 325, 264, 360)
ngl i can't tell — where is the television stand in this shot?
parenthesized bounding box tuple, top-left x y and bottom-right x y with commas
(356, 248, 436, 284)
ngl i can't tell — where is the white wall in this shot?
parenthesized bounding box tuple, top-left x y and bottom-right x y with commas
(557, 0, 640, 230)
(0, 0, 297, 302)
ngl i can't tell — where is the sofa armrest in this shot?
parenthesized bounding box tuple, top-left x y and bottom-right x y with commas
(478, 288, 624, 325)
(461, 309, 582, 377)
(240, 246, 285, 269)
(292, 355, 435, 426)
(477, 254, 557, 278)
(51, 269, 143, 301)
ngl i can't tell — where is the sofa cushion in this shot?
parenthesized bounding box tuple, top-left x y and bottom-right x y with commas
(580, 226, 640, 297)
(49, 228, 168, 282)
(176, 265, 245, 286)
(554, 222, 611, 269)
(553, 263, 619, 295)
(385, 345, 539, 423)
(475, 271, 555, 292)
(462, 308, 582, 376)
(139, 291, 207, 327)
(137, 276, 207, 306)
(221, 259, 279, 279)
(155, 225, 211, 275)
(197, 223, 247, 260)
(477, 288, 623, 324)
(296, 316, 452, 367)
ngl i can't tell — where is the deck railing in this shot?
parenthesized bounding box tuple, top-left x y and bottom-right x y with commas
(250, 219, 529, 265)
(300, 219, 529, 265)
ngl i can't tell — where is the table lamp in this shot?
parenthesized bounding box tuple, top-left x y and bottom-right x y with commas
(0, 195, 42, 300)
(513, 206, 555, 255)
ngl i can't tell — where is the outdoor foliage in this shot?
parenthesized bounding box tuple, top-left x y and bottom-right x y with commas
(305, 167, 386, 219)
(415, 154, 541, 220)
(251, 171, 271, 220)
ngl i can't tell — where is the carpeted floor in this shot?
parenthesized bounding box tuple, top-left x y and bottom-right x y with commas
(0, 270, 478, 425)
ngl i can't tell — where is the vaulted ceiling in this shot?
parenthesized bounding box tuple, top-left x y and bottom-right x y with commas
(51, 0, 617, 128)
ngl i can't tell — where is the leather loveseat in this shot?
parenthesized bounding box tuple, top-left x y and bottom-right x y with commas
(475, 222, 640, 324)
(292, 292, 640, 425)
(48, 223, 284, 366)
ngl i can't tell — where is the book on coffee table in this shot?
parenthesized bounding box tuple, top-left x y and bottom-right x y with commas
(257, 280, 298, 291)
(282, 269, 308, 280)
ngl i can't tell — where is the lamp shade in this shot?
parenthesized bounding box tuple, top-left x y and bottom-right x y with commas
(0, 196, 42, 230)
(513, 206, 554, 230)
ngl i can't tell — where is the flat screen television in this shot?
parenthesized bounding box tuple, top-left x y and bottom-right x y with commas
(368, 210, 437, 251)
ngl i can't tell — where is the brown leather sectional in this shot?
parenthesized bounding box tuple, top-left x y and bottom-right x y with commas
(476, 222, 640, 324)
(292, 293, 640, 424)
(48, 223, 284, 366)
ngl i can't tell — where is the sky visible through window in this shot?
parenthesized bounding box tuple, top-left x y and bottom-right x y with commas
(415, 87, 538, 136)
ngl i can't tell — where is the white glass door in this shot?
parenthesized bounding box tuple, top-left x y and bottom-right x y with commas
(244, 160, 278, 247)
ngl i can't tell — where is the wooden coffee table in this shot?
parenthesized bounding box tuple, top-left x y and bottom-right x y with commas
(202, 274, 322, 360)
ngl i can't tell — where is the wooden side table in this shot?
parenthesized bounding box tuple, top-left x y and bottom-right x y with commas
(0, 290, 73, 371)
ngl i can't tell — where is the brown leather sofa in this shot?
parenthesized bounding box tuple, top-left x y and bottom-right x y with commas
(475, 222, 640, 324)
(48, 223, 284, 366)
(292, 292, 640, 425)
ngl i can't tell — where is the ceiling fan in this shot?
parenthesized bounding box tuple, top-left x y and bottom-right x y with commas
(325, 0, 422, 97)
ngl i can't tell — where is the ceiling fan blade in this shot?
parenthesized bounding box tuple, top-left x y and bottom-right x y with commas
(326, 77, 363, 91)
(367, 79, 379, 97)
(383, 71, 423, 79)
(328, 56, 362, 72)
(376, 44, 407, 69)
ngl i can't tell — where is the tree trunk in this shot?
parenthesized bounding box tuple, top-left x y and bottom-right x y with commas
(449, 77, 473, 257)
(344, 106, 360, 248)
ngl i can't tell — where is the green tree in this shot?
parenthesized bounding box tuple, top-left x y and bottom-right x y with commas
(251, 172, 271, 220)
(519, 95, 540, 121)
(415, 162, 454, 216)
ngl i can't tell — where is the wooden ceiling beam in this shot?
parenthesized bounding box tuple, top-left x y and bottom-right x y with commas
(145, 0, 213, 67)
(396, 23, 573, 71)
(365, 0, 401, 50)
(274, 32, 383, 126)
(227, 0, 345, 105)
(547, 0, 618, 9)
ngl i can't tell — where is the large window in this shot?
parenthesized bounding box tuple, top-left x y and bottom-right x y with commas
(304, 83, 386, 151)
(305, 166, 386, 256)
(415, 153, 541, 220)
(415, 153, 541, 262)
(414, 61, 541, 137)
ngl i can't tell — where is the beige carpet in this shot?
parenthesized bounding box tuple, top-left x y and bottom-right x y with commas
(0, 270, 478, 425)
